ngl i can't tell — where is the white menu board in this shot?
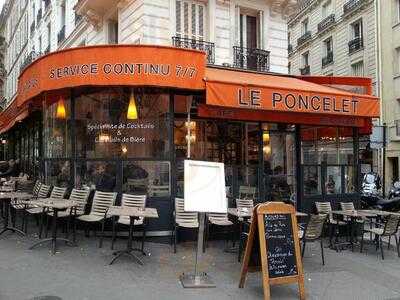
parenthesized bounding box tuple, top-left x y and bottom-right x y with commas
(184, 160, 227, 213)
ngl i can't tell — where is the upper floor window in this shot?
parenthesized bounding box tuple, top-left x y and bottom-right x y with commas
(108, 19, 118, 44)
(351, 19, 363, 40)
(351, 61, 364, 77)
(302, 51, 309, 67)
(324, 37, 332, 55)
(176, 0, 205, 41)
(239, 8, 262, 49)
(301, 18, 309, 34)
(322, 0, 332, 18)
(395, 47, 400, 75)
(397, 0, 400, 23)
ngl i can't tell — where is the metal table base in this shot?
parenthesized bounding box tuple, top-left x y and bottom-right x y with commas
(0, 198, 25, 237)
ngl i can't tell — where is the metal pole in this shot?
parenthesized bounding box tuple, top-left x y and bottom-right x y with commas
(383, 123, 386, 197)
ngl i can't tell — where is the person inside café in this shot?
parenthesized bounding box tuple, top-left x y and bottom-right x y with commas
(94, 163, 116, 192)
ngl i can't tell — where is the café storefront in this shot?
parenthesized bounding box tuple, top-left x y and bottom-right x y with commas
(0, 45, 379, 233)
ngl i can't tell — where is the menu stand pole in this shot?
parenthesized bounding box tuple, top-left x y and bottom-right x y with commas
(180, 212, 215, 288)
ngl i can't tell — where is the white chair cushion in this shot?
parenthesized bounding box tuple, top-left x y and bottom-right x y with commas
(77, 214, 105, 222)
(177, 221, 199, 228)
(118, 216, 144, 226)
(209, 219, 233, 226)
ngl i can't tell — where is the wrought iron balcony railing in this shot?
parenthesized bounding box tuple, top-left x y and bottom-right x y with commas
(318, 14, 335, 32)
(348, 37, 363, 54)
(30, 22, 35, 36)
(172, 36, 215, 64)
(44, 0, 51, 11)
(343, 0, 364, 16)
(300, 65, 310, 75)
(297, 31, 312, 46)
(20, 51, 40, 74)
(233, 46, 270, 72)
(44, 45, 50, 55)
(36, 8, 42, 25)
(322, 51, 333, 67)
(75, 12, 83, 26)
(57, 25, 66, 45)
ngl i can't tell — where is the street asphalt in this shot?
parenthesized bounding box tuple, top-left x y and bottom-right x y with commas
(0, 228, 399, 300)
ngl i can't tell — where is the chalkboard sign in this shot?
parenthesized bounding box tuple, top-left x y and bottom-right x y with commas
(264, 214, 297, 278)
(239, 202, 305, 300)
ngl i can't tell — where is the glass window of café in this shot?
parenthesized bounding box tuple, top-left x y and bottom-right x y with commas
(300, 126, 358, 211)
(43, 87, 172, 197)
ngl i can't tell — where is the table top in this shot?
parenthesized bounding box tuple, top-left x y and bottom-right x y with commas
(107, 206, 159, 218)
(357, 209, 400, 217)
(0, 191, 32, 199)
(30, 198, 78, 209)
(331, 210, 377, 218)
(227, 207, 308, 218)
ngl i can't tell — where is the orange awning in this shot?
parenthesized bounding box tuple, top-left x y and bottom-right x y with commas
(205, 68, 380, 119)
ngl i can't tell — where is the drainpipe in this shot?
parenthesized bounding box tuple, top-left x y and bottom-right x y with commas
(374, 0, 384, 188)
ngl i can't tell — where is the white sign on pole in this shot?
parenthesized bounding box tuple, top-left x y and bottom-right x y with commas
(184, 160, 227, 213)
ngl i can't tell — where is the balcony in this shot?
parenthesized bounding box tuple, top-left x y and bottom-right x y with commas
(348, 37, 363, 54)
(300, 65, 310, 75)
(343, 0, 364, 16)
(288, 44, 293, 54)
(75, 12, 83, 26)
(36, 8, 42, 25)
(75, 0, 128, 28)
(172, 36, 215, 64)
(44, 0, 51, 11)
(20, 51, 40, 74)
(318, 14, 335, 33)
(297, 31, 311, 47)
(233, 46, 270, 72)
(57, 25, 65, 45)
(44, 45, 50, 55)
(30, 22, 35, 36)
(322, 51, 333, 68)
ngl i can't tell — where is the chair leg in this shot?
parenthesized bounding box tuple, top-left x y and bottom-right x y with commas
(360, 231, 364, 253)
(174, 225, 177, 254)
(99, 220, 105, 248)
(395, 235, 400, 258)
(329, 224, 334, 248)
(320, 239, 325, 265)
(45, 215, 50, 238)
(141, 223, 147, 254)
(380, 236, 384, 260)
(388, 236, 391, 250)
(111, 217, 116, 250)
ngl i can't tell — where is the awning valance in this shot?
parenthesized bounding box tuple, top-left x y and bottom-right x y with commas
(205, 68, 379, 119)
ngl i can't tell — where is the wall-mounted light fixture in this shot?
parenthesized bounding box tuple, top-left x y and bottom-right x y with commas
(127, 89, 138, 120)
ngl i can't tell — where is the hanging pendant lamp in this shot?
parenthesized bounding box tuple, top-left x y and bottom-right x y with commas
(127, 89, 138, 120)
(56, 97, 66, 119)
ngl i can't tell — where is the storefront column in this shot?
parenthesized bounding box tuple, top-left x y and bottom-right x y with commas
(70, 90, 76, 187)
(169, 92, 176, 229)
(353, 127, 360, 196)
(295, 125, 302, 211)
(258, 122, 265, 202)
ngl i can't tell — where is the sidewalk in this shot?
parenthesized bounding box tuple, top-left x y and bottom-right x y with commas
(0, 232, 399, 300)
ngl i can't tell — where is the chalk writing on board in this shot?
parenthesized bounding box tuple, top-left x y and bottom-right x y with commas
(264, 214, 298, 278)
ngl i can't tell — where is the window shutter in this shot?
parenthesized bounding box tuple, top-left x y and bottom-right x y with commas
(191, 3, 196, 37)
(176, 0, 182, 37)
(198, 4, 204, 40)
(183, 1, 189, 38)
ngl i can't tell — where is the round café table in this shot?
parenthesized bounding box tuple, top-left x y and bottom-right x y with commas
(28, 198, 78, 254)
(0, 191, 32, 237)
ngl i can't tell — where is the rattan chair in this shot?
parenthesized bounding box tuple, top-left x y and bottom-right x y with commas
(77, 191, 117, 248)
(316, 201, 347, 248)
(360, 214, 400, 259)
(299, 214, 328, 265)
(340, 202, 365, 224)
(171, 197, 199, 253)
(111, 194, 147, 251)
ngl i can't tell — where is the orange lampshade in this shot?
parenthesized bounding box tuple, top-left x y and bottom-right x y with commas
(56, 98, 66, 119)
(127, 91, 138, 120)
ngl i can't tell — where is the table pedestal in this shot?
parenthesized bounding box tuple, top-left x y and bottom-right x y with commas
(109, 216, 145, 265)
(29, 209, 75, 254)
(0, 198, 25, 237)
